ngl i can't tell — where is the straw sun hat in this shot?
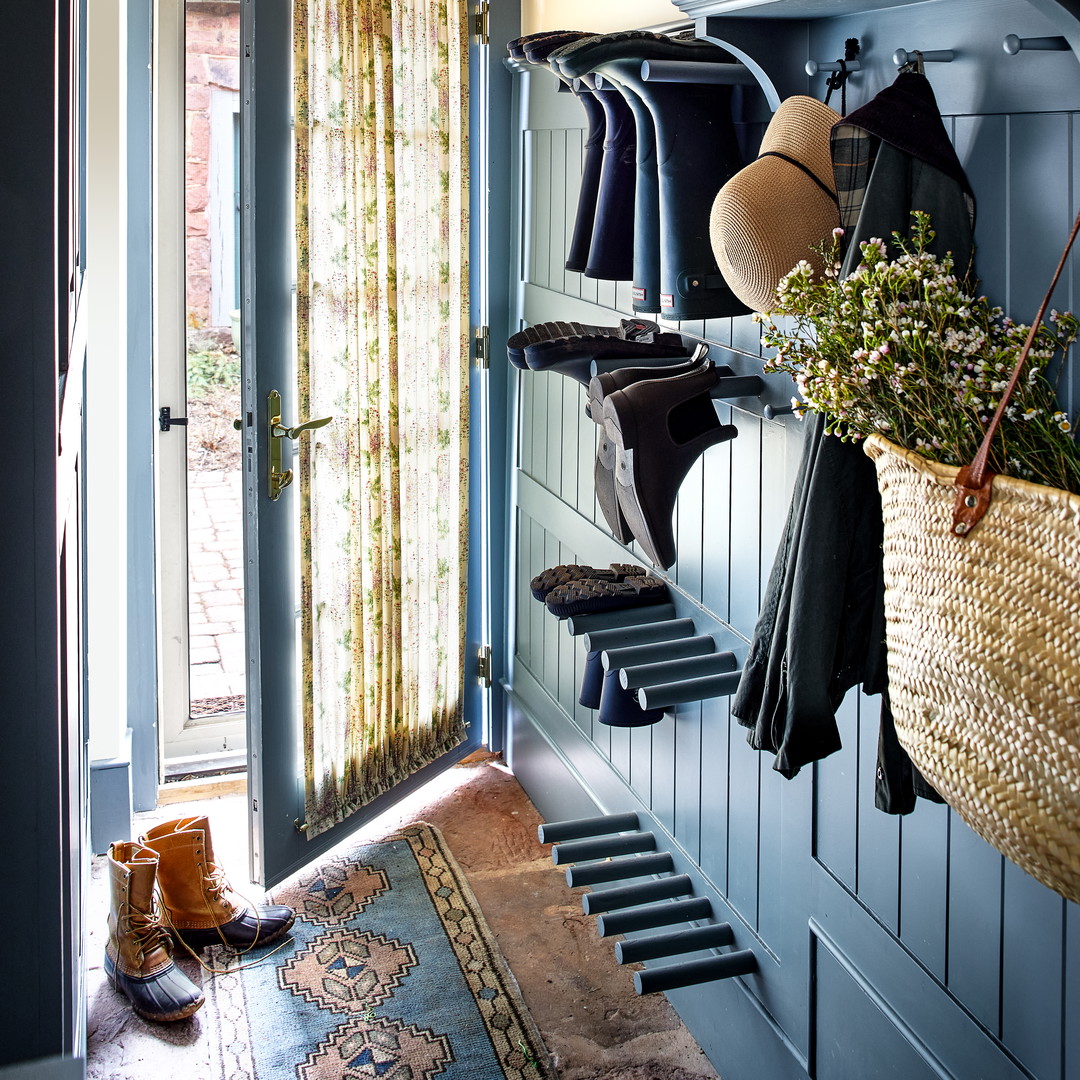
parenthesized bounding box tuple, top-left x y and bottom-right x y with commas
(710, 95, 841, 313)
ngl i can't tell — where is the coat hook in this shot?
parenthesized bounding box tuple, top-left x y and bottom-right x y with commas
(763, 403, 796, 420)
(805, 58, 862, 76)
(893, 48, 956, 67)
(1003, 34, 1070, 54)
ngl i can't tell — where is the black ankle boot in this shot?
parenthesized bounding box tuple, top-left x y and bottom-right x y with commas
(602, 362, 738, 569)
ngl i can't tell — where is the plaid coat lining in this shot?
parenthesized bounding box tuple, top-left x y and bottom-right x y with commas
(831, 123, 878, 234)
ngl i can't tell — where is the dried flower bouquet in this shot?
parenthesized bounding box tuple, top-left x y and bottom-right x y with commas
(757, 211, 1080, 494)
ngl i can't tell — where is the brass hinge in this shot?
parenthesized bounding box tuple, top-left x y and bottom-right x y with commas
(473, 324, 490, 369)
(472, 2, 489, 45)
(477, 644, 492, 688)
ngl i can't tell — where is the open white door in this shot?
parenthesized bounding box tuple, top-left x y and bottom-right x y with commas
(241, 0, 485, 888)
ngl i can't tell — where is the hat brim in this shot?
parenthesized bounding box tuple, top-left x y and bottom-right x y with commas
(711, 156, 841, 313)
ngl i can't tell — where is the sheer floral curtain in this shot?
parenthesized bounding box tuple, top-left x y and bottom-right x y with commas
(294, 0, 470, 838)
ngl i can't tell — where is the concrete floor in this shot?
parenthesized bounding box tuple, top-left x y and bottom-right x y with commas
(86, 757, 720, 1080)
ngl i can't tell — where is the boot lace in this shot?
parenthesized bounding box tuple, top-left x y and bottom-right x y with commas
(120, 898, 173, 966)
(156, 867, 286, 976)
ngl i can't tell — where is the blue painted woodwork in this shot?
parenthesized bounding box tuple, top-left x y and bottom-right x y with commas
(501, 2, 1080, 1078)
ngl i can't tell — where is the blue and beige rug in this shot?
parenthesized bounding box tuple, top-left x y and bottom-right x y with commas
(206, 822, 556, 1080)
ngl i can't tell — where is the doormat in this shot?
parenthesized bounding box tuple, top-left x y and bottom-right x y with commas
(204, 822, 556, 1080)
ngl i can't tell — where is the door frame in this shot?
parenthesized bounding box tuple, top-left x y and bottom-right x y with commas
(153, 0, 247, 766)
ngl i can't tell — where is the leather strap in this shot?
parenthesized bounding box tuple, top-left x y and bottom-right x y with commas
(950, 206, 1080, 536)
(757, 151, 838, 205)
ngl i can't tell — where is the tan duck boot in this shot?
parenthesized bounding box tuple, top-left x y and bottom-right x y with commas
(104, 842, 204, 1022)
(141, 815, 295, 951)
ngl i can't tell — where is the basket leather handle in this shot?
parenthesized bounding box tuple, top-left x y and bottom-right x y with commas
(951, 206, 1080, 536)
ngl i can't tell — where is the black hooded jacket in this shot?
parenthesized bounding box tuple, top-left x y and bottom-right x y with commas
(732, 72, 974, 812)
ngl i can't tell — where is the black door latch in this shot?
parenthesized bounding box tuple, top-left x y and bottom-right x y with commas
(158, 406, 188, 432)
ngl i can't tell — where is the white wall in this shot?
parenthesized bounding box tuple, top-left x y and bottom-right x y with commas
(520, 0, 685, 35)
(86, 0, 128, 764)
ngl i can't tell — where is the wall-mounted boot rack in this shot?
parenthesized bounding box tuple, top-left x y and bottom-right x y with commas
(638, 59, 760, 85)
(537, 811, 757, 995)
(560, 603, 748, 719)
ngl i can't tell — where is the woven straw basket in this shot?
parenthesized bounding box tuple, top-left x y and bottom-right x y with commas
(864, 434, 1080, 903)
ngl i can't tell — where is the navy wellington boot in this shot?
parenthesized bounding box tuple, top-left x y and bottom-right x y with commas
(598, 668, 665, 727)
(579, 649, 605, 709)
(585, 59, 662, 314)
(513, 31, 604, 272)
(554, 32, 752, 320)
(580, 78, 636, 281)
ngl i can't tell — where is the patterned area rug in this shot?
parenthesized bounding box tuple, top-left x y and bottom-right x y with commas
(206, 822, 556, 1080)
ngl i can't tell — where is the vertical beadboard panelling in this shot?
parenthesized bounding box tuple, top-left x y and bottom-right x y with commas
(562, 130, 583, 298)
(757, 765, 787, 947)
(529, 372, 548, 486)
(520, 128, 534, 288)
(728, 411, 763, 637)
(674, 703, 704, 864)
(855, 697, 900, 932)
(898, 799, 950, 981)
(526, 516, 544, 677)
(549, 128, 569, 294)
(728, 704, 761, 928)
(531, 128, 551, 289)
(560, 377, 580, 510)
(701, 404, 734, 623)
(1001, 862, 1065, 1079)
(545, 373, 563, 492)
(516, 509, 533, 672)
(1067, 903, 1080, 1080)
(541, 529, 563, 692)
(952, 114, 1007, 300)
(609, 722, 631, 780)
(629, 724, 654, 807)
(946, 821, 1004, 1034)
(700, 700, 732, 895)
(673, 455, 705, 597)
(813, 693, 859, 894)
(652, 709, 678, 838)
(1007, 113, 1072, 321)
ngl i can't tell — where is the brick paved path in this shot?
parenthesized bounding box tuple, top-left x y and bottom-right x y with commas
(187, 469, 246, 709)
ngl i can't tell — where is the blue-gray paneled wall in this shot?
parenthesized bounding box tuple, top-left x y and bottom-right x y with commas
(500, 1, 1080, 1079)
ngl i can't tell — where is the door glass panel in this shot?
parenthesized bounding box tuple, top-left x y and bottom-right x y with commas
(183, 2, 245, 732)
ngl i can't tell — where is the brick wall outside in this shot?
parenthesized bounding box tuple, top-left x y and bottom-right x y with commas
(186, 1, 241, 343)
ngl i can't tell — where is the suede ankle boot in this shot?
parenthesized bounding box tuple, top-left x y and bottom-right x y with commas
(141, 815, 295, 952)
(104, 841, 204, 1022)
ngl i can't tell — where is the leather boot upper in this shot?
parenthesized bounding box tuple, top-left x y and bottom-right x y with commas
(141, 816, 244, 931)
(106, 841, 175, 979)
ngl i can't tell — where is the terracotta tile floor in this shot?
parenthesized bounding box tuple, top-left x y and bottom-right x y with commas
(86, 758, 720, 1080)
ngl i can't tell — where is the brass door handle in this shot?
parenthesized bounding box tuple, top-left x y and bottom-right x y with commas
(267, 389, 334, 501)
(271, 415, 333, 440)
